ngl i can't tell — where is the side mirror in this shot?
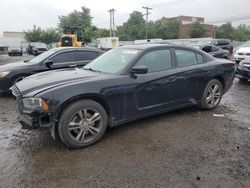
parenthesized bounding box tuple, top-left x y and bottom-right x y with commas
(45, 60, 53, 68)
(130, 66, 148, 75)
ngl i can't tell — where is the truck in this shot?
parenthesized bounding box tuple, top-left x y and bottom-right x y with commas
(96, 37, 119, 50)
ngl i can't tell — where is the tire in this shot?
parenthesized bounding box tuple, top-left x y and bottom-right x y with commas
(200, 79, 223, 110)
(57, 99, 108, 148)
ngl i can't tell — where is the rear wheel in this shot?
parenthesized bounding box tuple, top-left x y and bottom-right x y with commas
(200, 79, 223, 110)
(58, 99, 108, 148)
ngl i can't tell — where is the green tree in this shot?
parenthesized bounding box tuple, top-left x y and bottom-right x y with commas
(58, 7, 92, 29)
(215, 22, 234, 39)
(58, 6, 93, 42)
(189, 22, 206, 38)
(24, 26, 60, 44)
(232, 24, 250, 41)
(24, 25, 43, 42)
(117, 11, 145, 40)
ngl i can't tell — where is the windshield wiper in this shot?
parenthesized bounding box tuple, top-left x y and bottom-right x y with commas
(83, 67, 102, 73)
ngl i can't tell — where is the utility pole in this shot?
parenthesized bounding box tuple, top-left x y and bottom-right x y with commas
(142, 6, 152, 39)
(108, 9, 115, 37)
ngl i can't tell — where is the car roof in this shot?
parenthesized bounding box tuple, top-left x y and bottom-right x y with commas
(51, 47, 104, 53)
(119, 43, 201, 51)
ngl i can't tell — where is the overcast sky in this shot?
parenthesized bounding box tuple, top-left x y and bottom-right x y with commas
(0, 0, 250, 35)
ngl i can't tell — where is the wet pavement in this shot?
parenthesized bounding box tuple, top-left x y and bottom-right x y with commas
(0, 55, 250, 188)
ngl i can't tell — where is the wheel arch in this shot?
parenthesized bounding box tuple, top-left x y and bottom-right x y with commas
(213, 76, 225, 92)
(57, 94, 111, 121)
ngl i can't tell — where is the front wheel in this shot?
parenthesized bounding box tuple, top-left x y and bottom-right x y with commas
(200, 79, 223, 110)
(58, 99, 108, 148)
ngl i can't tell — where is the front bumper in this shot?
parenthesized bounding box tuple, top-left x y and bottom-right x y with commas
(0, 77, 12, 94)
(233, 55, 250, 62)
(15, 96, 56, 129)
(235, 68, 250, 80)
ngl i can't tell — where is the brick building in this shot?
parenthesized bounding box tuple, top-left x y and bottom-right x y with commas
(161, 15, 215, 39)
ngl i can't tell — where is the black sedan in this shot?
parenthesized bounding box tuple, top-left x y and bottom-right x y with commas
(235, 57, 250, 81)
(12, 44, 235, 148)
(0, 47, 103, 94)
(193, 45, 231, 59)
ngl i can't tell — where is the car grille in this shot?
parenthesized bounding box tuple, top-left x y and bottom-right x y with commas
(238, 52, 250, 56)
(10, 85, 21, 97)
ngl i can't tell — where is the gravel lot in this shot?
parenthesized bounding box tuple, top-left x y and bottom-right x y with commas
(0, 54, 250, 188)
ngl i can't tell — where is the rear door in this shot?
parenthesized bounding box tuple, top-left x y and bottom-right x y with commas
(48, 50, 77, 69)
(172, 48, 211, 104)
(76, 50, 100, 67)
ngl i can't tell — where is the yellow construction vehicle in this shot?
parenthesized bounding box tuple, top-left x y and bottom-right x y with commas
(57, 27, 83, 47)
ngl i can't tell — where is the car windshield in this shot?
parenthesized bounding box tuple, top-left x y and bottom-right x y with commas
(26, 50, 55, 64)
(84, 48, 141, 74)
(242, 41, 250, 47)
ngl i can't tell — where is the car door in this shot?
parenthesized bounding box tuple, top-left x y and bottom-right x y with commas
(76, 50, 100, 67)
(48, 50, 77, 69)
(172, 48, 210, 105)
(131, 48, 178, 113)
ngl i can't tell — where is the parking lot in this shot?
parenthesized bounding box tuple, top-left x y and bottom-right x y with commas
(0, 55, 250, 188)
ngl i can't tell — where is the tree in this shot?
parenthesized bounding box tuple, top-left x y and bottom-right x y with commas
(24, 25, 43, 42)
(215, 22, 234, 39)
(232, 24, 250, 41)
(24, 26, 60, 44)
(58, 7, 92, 29)
(189, 22, 206, 38)
(117, 11, 145, 40)
(58, 6, 93, 42)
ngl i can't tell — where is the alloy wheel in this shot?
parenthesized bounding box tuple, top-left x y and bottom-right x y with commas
(68, 108, 102, 143)
(206, 83, 221, 108)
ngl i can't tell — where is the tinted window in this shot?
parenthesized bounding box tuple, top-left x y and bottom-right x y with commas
(136, 49, 172, 72)
(212, 46, 220, 52)
(196, 53, 204, 63)
(175, 49, 198, 67)
(202, 46, 212, 53)
(51, 51, 75, 63)
(77, 51, 98, 61)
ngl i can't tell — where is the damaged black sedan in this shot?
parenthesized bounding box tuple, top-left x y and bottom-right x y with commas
(12, 44, 235, 148)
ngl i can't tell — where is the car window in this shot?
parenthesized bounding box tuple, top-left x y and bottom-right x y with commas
(136, 49, 172, 72)
(202, 46, 212, 53)
(51, 51, 75, 63)
(175, 49, 199, 67)
(77, 51, 99, 61)
(196, 53, 204, 63)
(212, 46, 220, 52)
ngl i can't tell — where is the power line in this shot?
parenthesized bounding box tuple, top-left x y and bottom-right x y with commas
(206, 14, 250, 24)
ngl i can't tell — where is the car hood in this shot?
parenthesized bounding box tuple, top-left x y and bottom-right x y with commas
(236, 47, 250, 53)
(15, 68, 101, 96)
(0, 62, 31, 71)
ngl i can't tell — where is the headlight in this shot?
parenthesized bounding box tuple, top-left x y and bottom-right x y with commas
(22, 98, 49, 111)
(0, 71, 10, 78)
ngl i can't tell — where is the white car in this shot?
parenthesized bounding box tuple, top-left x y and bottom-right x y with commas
(234, 41, 250, 63)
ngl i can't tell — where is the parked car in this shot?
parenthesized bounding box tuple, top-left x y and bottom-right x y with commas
(28, 42, 48, 56)
(0, 47, 103, 94)
(8, 46, 22, 56)
(12, 44, 235, 148)
(235, 57, 250, 81)
(234, 41, 250, 63)
(209, 39, 233, 55)
(193, 45, 231, 59)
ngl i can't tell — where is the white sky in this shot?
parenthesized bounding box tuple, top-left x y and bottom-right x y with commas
(0, 0, 250, 34)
